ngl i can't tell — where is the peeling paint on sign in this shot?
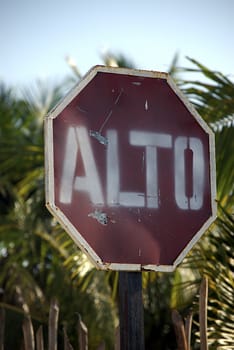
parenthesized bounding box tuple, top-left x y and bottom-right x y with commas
(88, 209, 108, 225)
(89, 130, 108, 145)
(145, 99, 149, 111)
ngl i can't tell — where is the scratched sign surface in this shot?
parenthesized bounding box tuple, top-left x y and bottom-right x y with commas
(45, 66, 216, 271)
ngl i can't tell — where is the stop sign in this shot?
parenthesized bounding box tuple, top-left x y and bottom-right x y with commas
(45, 66, 216, 271)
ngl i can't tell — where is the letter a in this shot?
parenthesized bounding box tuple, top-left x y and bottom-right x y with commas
(59, 126, 104, 205)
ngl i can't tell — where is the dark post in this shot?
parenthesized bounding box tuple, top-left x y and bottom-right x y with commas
(118, 272, 145, 350)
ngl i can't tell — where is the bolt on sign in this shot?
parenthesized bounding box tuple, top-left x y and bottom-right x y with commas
(44, 66, 216, 272)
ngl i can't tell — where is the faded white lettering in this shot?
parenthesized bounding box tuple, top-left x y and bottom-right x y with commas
(175, 137, 204, 210)
(107, 130, 145, 207)
(59, 126, 104, 205)
(130, 131, 172, 208)
(59, 126, 205, 211)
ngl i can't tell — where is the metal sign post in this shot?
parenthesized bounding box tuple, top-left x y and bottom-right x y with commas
(119, 272, 145, 350)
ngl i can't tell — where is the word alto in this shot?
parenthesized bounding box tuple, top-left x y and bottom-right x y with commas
(59, 126, 205, 210)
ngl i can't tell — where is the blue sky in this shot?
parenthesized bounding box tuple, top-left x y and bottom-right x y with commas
(1, 0, 234, 88)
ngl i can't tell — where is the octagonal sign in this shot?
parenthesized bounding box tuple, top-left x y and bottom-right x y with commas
(45, 66, 216, 271)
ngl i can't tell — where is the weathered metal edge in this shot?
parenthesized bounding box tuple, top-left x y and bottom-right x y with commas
(44, 100, 104, 269)
(44, 66, 217, 272)
(167, 74, 217, 269)
(46, 65, 168, 120)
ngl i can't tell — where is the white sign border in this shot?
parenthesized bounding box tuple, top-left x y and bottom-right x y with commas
(45, 65, 217, 272)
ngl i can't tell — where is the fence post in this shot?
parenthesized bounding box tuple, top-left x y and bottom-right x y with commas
(22, 315, 35, 350)
(77, 315, 88, 350)
(199, 277, 208, 350)
(48, 299, 59, 350)
(172, 309, 188, 350)
(36, 326, 44, 350)
(185, 312, 193, 350)
(63, 325, 74, 350)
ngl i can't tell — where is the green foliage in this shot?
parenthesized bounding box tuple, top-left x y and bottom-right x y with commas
(0, 54, 233, 349)
(0, 81, 116, 349)
(175, 58, 234, 348)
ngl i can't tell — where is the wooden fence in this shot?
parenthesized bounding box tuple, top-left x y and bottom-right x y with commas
(0, 277, 209, 350)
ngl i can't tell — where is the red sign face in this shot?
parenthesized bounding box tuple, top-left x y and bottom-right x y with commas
(45, 66, 216, 271)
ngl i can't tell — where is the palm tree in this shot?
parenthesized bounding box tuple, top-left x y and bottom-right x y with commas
(0, 53, 233, 349)
(178, 58, 234, 348)
(0, 81, 116, 349)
